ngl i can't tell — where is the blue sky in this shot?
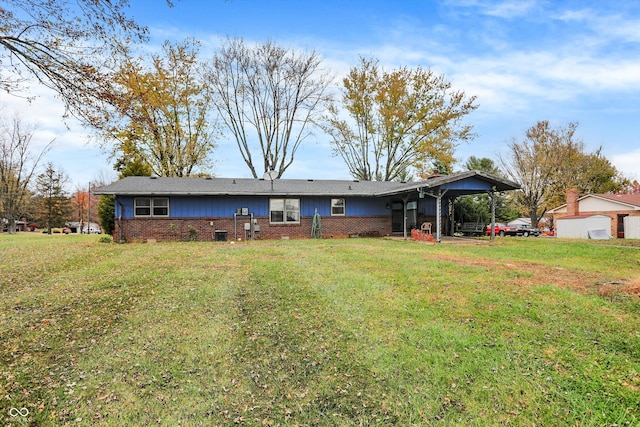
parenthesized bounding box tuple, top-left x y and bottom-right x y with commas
(5, 0, 640, 187)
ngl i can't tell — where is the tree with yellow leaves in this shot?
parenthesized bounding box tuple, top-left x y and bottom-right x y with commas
(100, 39, 217, 177)
(323, 57, 478, 181)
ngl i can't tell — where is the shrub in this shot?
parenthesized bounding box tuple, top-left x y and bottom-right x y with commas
(97, 195, 115, 235)
(97, 235, 113, 244)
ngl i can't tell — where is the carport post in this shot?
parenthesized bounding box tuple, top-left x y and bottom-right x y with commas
(449, 198, 455, 237)
(435, 189, 447, 242)
(423, 188, 447, 242)
(436, 193, 441, 242)
(490, 189, 496, 240)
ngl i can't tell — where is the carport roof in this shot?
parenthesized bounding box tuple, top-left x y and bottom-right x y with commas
(375, 170, 520, 197)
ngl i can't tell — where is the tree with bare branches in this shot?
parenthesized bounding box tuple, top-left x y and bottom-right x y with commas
(0, 0, 169, 123)
(0, 115, 53, 233)
(500, 120, 621, 226)
(207, 38, 333, 178)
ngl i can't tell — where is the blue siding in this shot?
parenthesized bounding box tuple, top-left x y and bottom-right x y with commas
(441, 177, 494, 191)
(109, 174, 508, 227)
(115, 196, 132, 218)
(170, 196, 270, 217)
(302, 196, 389, 216)
(116, 195, 394, 218)
(417, 197, 438, 216)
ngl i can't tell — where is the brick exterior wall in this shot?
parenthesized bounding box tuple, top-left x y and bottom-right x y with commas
(114, 215, 393, 242)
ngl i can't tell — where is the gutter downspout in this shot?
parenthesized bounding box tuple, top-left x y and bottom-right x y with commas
(117, 199, 125, 244)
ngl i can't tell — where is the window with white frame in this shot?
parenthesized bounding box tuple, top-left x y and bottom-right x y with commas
(331, 198, 345, 216)
(270, 198, 300, 224)
(135, 197, 169, 217)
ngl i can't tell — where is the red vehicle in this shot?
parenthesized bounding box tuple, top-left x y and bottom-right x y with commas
(485, 222, 518, 237)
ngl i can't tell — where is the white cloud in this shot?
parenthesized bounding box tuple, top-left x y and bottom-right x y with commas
(2, 85, 106, 187)
(482, 0, 538, 19)
(557, 9, 593, 22)
(609, 150, 640, 181)
(557, 8, 640, 44)
(444, 0, 538, 19)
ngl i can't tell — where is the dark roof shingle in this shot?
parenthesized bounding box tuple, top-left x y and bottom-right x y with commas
(94, 171, 520, 197)
(94, 176, 407, 197)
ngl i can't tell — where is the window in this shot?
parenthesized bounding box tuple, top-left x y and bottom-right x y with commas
(135, 197, 169, 217)
(270, 198, 300, 224)
(152, 198, 169, 216)
(331, 198, 345, 216)
(134, 198, 151, 216)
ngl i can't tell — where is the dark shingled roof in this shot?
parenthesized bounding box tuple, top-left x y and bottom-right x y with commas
(94, 176, 406, 197)
(94, 171, 520, 197)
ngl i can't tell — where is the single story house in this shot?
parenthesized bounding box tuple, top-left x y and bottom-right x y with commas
(1, 219, 29, 232)
(550, 188, 640, 239)
(94, 171, 519, 243)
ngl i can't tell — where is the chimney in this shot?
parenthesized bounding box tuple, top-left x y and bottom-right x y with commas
(566, 188, 579, 216)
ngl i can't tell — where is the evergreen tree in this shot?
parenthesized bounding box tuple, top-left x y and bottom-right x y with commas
(97, 195, 115, 236)
(35, 163, 71, 233)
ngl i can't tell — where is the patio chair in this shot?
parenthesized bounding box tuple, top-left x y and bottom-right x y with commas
(420, 222, 432, 234)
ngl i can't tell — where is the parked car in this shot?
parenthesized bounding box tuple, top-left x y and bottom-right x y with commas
(485, 223, 518, 236)
(46, 227, 70, 234)
(82, 227, 102, 234)
(513, 224, 541, 237)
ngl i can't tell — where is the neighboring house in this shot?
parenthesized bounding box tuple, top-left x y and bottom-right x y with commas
(1, 219, 27, 232)
(94, 171, 519, 243)
(549, 188, 640, 239)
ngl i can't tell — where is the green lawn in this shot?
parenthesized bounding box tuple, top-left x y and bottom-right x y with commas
(1, 234, 639, 426)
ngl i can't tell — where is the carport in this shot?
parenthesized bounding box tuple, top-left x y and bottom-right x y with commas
(376, 170, 520, 242)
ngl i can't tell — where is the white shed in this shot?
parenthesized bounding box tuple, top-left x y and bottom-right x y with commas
(624, 216, 640, 239)
(555, 214, 612, 239)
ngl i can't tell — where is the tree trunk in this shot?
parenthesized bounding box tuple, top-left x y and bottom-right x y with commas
(7, 218, 17, 234)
